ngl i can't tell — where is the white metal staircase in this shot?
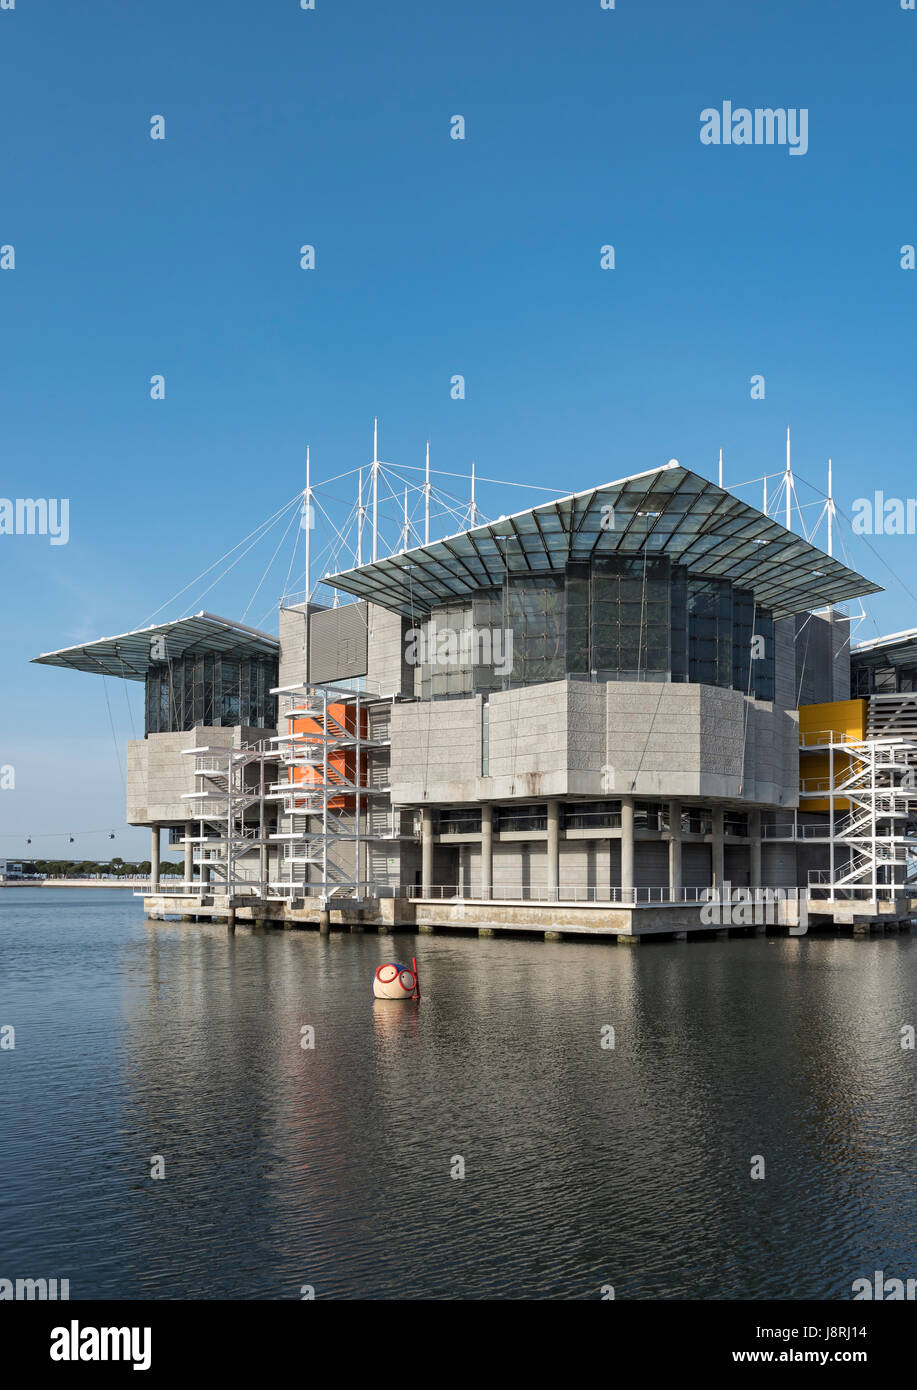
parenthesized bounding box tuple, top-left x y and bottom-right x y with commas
(801, 710, 917, 898)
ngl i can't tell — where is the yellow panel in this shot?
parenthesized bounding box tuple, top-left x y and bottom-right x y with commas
(798, 699, 866, 810)
(798, 699, 866, 743)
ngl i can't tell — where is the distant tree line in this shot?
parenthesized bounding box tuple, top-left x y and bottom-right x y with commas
(8, 857, 185, 878)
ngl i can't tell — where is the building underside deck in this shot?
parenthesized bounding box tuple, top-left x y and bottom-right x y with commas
(141, 891, 917, 939)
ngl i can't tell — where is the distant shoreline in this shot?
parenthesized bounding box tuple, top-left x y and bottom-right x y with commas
(0, 880, 154, 889)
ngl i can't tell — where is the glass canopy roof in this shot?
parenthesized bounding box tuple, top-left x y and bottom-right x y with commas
(852, 629, 917, 668)
(322, 464, 882, 621)
(32, 612, 279, 682)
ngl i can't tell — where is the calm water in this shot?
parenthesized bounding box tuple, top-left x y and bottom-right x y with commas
(1, 888, 915, 1300)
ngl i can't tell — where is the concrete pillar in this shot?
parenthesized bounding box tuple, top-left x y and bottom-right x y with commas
(318, 910, 330, 935)
(183, 820, 194, 890)
(620, 796, 634, 897)
(711, 807, 725, 888)
(421, 807, 434, 897)
(749, 810, 762, 887)
(481, 803, 493, 900)
(150, 824, 161, 892)
(547, 800, 560, 899)
(668, 799, 682, 896)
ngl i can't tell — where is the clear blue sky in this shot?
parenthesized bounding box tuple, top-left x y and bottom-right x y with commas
(2, 0, 916, 859)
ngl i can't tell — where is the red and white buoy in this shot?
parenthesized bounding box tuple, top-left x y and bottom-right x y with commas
(373, 957, 420, 1000)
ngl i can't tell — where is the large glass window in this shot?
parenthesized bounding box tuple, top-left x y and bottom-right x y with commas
(565, 562, 590, 676)
(495, 805, 548, 833)
(688, 576, 733, 687)
(564, 800, 622, 830)
(592, 556, 671, 681)
(752, 612, 774, 701)
(145, 654, 278, 734)
(438, 808, 482, 835)
(731, 589, 755, 693)
(505, 574, 565, 687)
(413, 562, 776, 702)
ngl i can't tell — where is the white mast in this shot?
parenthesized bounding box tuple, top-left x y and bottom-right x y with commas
(470, 460, 478, 527)
(718, 447, 724, 488)
(785, 427, 792, 531)
(424, 440, 431, 544)
(304, 445, 311, 681)
(402, 487, 410, 550)
(372, 418, 379, 563)
(357, 468, 363, 567)
(827, 457, 834, 558)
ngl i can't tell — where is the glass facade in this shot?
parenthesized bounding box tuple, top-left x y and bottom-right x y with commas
(438, 808, 483, 835)
(495, 805, 548, 833)
(564, 800, 622, 830)
(416, 557, 775, 701)
(852, 661, 917, 696)
(144, 653, 278, 734)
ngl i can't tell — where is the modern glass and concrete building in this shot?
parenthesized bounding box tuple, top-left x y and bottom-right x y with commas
(32, 462, 917, 934)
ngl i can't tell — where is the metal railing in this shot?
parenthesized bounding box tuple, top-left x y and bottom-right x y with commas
(762, 822, 836, 839)
(400, 884, 808, 907)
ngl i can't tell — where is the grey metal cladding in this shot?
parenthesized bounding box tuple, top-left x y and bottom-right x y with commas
(309, 602, 368, 682)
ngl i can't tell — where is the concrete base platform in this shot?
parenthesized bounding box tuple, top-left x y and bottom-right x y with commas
(140, 893, 917, 942)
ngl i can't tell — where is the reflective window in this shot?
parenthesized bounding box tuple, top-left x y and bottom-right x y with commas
(564, 800, 622, 830)
(438, 808, 482, 835)
(752, 611, 775, 701)
(495, 805, 548, 833)
(413, 561, 776, 701)
(592, 555, 671, 681)
(145, 654, 278, 734)
(505, 574, 565, 687)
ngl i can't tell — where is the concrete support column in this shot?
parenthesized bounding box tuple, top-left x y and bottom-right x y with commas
(259, 838, 268, 897)
(749, 810, 762, 888)
(481, 804, 493, 900)
(547, 800, 560, 899)
(421, 807, 434, 897)
(712, 807, 725, 888)
(668, 799, 682, 895)
(183, 820, 194, 889)
(620, 796, 634, 898)
(150, 824, 161, 892)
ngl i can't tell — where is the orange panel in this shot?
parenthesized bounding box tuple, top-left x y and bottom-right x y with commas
(288, 702, 366, 810)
